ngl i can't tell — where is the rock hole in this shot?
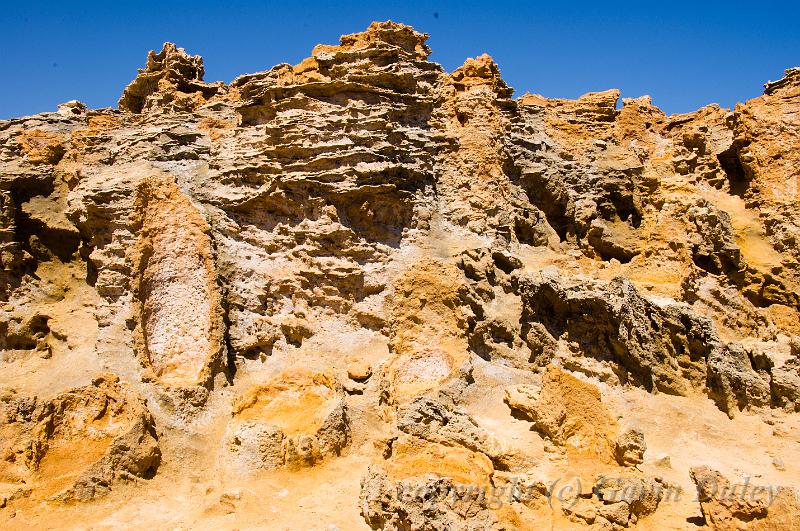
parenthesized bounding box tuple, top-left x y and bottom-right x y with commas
(716, 143, 748, 197)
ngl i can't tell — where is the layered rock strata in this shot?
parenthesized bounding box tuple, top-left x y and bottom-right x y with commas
(1, 20, 799, 530)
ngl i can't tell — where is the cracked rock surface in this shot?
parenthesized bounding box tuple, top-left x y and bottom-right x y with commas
(1, 20, 799, 530)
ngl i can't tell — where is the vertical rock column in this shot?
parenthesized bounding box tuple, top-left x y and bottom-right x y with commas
(132, 175, 224, 388)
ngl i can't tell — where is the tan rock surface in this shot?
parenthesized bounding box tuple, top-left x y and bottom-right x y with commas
(1, 20, 799, 530)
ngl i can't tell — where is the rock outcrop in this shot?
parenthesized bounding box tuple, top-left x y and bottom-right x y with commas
(118, 42, 225, 114)
(690, 466, 800, 530)
(223, 370, 349, 471)
(1, 19, 799, 530)
(0, 375, 160, 502)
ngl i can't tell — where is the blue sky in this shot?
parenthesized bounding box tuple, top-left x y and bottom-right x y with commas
(2, 1, 798, 119)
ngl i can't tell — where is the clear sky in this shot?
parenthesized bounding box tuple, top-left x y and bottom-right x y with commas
(2, 1, 798, 119)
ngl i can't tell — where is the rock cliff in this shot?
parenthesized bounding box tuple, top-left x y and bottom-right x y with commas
(1, 21, 799, 530)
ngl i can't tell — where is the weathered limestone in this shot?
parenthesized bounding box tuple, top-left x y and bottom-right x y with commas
(223, 370, 348, 471)
(0, 19, 799, 530)
(132, 175, 224, 388)
(118, 42, 225, 114)
(690, 467, 800, 530)
(0, 375, 160, 502)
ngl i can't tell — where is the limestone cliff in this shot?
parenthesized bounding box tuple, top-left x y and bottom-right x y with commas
(1, 21, 799, 530)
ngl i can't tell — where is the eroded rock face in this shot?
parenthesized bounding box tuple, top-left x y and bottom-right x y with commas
(690, 467, 800, 530)
(118, 42, 225, 114)
(0, 375, 160, 501)
(360, 465, 502, 531)
(359, 435, 499, 530)
(132, 174, 224, 388)
(504, 365, 618, 463)
(223, 370, 348, 472)
(0, 19, 799, 529)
